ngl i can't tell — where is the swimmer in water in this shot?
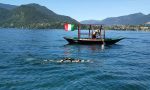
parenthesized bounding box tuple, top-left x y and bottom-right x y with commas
(57, 58, 72, 63)
(45, 57, 93, 63)
(57, 58, 82, 63)
(72, 59, 81, 63)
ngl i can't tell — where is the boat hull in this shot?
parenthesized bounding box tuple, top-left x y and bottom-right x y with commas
(64, 37, 124, 45)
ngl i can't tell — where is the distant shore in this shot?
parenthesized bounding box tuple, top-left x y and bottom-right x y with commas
(104, 25, 150, 31)
(0, 24, 150, 31)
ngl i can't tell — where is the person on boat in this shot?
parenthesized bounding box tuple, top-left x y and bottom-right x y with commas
(92, 31, 96, 39)
(92, 30, 99, 39)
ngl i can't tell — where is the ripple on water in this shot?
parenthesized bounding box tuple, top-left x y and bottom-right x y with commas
(1, 30, 150, 90)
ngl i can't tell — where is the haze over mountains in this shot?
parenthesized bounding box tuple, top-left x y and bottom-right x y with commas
(0, 3, 78, 29)
(81, 13, 150, 25)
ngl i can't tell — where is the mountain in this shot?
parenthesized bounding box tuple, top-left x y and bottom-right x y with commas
(80, 20, 101, 24)
(0, 3, 79, 29)
(81, 13, 150, 25)
(101, 13, 146, 25)
(0, 7, 11, 22)
(0, 3, 17, 10)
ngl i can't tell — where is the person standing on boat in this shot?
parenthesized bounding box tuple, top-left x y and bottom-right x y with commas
(92, 30, 98, 39)
(92, 31, 96, 39)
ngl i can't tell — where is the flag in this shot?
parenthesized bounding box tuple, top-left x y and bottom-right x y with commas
(64, 23, 75, 31)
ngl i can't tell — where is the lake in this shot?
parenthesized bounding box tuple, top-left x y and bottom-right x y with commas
(0, 28, 150, 90)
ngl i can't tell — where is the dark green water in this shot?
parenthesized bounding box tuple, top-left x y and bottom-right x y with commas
(0, 28, 150, 90)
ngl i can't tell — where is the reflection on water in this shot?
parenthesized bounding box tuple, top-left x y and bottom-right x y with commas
(64, 44, 105, 56)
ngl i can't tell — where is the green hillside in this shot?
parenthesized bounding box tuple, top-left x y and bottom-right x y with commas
(0, 3, 79, 29)
(81, 13, 150, 25)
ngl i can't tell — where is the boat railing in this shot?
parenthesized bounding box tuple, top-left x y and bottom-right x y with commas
(77, 24, 105, 39)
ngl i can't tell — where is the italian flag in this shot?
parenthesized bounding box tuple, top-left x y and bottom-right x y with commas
(64, 23, 75, 31)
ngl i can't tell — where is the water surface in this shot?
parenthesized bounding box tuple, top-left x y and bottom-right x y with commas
(0, 28, 150, 90)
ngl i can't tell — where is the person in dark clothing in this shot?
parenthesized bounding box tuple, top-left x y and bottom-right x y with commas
(92, 31, 97, 39)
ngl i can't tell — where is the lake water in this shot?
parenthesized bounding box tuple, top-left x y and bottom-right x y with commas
(0, 28, 150, 90)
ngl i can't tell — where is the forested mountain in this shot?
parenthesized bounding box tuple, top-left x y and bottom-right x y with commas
(0, 3, 79, 29)
(81, 13, 150, 25)
(0, 3, 17, 10)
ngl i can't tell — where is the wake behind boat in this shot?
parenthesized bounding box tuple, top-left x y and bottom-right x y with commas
(64, 24, 124, 45)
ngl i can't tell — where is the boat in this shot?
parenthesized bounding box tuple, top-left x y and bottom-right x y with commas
(64, 37, 124, 45)
(64, 24, 124, 45)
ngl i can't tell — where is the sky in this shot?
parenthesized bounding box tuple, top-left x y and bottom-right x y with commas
(0, 0, 150, 21)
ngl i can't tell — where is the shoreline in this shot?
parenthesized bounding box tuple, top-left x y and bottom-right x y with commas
(0, 27, 150, 32)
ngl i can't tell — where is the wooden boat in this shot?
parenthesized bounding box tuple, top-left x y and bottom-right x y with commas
(64, 24, 124, 45)
(64, 37, 124, 45)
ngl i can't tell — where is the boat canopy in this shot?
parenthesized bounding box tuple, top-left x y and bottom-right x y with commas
(77, 24, 105, 40)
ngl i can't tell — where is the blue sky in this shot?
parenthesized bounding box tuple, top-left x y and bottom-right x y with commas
(0, 0, 150, 21)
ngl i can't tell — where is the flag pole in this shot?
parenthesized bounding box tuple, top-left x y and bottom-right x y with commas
(78, 24, 80, 39)
(89, 25, 91, 38)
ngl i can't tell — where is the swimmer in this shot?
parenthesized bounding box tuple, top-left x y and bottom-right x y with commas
(57, 58, 73, 63)
(72, 59, 81, 63)
(56, 58, 81, 63)
(57, 59, 64, 63)
(44, 57, 92, 63)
